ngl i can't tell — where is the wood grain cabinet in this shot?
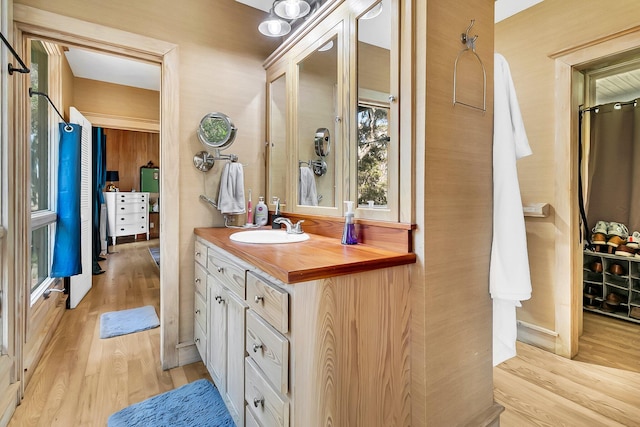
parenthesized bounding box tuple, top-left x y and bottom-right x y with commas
(104, 192, 149, 245)
(195, 235, 411, 427)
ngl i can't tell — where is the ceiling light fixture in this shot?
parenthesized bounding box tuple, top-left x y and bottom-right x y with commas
(258, 7, 292, 37)
(274, 0, 311, 20)
(361, 3, 383, 20)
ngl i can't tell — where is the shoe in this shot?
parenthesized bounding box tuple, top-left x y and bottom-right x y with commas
(615, 244, 636, 257)
(627, 231, 640, 248)
(591, 220, 609, 245)
(607, 222, 629, 247)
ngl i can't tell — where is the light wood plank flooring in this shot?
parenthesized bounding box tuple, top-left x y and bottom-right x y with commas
(495, 313, 640, 426)
(8, 240, 210, 427)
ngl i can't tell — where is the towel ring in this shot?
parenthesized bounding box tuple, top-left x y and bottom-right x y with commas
(452, 19, 486, 113)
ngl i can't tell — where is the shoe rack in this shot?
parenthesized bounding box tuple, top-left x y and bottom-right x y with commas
(583, 250, 640, 324)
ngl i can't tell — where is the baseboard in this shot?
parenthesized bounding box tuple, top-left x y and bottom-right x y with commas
(516, 320, 558, 352)
(463, 402, 504, 427)
(0, 382, 20, 427)
(176, 342, 202, 366)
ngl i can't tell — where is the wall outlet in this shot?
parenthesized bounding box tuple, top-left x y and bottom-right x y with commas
(150, 222, 155, 228)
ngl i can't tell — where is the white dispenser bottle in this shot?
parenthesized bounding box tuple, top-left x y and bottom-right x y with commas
(255, 196, 268, 226)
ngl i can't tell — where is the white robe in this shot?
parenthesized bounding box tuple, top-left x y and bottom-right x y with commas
(491, 53, 533, 366)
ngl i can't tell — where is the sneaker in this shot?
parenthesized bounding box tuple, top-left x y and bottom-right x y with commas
(627, 231, 640, 248)
(615, 244, 636, 257)
(607, 222, 629, 247)
(592, 220, 609, 234)
(591, 220, 608, 245)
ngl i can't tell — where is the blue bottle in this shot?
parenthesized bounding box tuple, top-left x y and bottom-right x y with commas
(341, 201, 358, 245)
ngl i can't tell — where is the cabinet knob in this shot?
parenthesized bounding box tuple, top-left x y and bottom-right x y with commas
(195, 278, 201, 283)
(253, 397, 264, 408)
(254, 295, 264, 304)
(252, 343, 263, 353)
(195, 338, 200, 343)
(388, 95, 397, 103)
(215, 295, 224, 304)
(195, 251, 201, 257)
(195, 309, 200, 314)
(217, 266, 223, 273)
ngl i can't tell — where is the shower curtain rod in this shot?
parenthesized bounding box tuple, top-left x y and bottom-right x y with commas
(29, 88, 71, 128)
(579, 98, 638, 114)
(0, 31, 30, 75)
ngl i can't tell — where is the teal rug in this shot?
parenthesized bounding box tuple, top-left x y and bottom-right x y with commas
(108, 379, 234, 427)
(100, 305, 160, 339)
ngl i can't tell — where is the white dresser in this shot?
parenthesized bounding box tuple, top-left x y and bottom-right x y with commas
(104, 192, 149, 246)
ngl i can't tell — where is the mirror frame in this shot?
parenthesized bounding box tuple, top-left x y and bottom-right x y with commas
(266, 63, 290, 210)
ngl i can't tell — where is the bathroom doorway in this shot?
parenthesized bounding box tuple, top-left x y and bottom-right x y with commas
(551, 25, 640, 360)
(12, 5, 180, 371)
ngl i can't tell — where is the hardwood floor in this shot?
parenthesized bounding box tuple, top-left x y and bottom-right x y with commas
(495, 312, 640, 426)
(8, 240, 210, 427)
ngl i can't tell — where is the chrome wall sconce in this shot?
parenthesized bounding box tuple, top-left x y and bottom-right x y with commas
(258, 0, 315, 37)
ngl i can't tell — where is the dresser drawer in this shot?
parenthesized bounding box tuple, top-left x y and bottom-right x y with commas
(245, 357, 289, 427)
(117, 192, 147, 203)
(114, 223, 147, 236)
(207, 249, 245, 299)
(246, 310, 288, 395)
(194, 320, 207, 363)
(194, 291, 207, 333)
(194, 239, 207, 267)
(247, 272, 288, 334)
(115, 212, 147, 225)
(116, 202, 147, 214)
(194, 262, 207, 298)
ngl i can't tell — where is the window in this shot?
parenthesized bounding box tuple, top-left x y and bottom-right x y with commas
(29, 40, 58, 297)
(357, 103, 390, 207)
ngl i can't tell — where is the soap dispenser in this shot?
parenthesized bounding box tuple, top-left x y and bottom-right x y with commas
(255, 196, 268, 226)
(341, 201, 358, 245)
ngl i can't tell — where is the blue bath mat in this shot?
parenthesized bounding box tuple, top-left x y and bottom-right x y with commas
(108, 379, 234, 427)
(149, 246, 160, 267)
(100, 305, 160, 339)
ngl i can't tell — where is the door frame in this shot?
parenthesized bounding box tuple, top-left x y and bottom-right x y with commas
(12, 5, 181, 369)
(550, 25, 640, 358)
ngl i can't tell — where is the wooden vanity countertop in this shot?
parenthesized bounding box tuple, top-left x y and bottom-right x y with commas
(194, 227, 416, 284)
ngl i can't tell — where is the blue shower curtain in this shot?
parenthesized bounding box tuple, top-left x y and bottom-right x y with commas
(51, 123, 82, 277)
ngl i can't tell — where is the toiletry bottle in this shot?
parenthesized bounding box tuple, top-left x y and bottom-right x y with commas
(246, 189, 253, 226)
(272, 198, 282, 229)
(255, 196, 268, 226)
(341, 201, 358, 245)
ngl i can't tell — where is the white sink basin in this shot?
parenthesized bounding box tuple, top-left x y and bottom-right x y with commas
(229, 230, 310, 244)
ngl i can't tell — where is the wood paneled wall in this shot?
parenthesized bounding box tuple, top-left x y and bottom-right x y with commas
(104, 129, 159, 193)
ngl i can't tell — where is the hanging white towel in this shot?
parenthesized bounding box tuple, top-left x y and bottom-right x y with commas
(217, 162, 246, 215)
(299, 167, 318, 206)
(491, 53, 533, 366)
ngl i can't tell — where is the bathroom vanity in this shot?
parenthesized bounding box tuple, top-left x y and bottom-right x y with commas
(194, 227, 415, 427)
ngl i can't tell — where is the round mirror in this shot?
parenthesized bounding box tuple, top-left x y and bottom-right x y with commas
(314, 128, 331, 157)
(197, 112, 237, 149)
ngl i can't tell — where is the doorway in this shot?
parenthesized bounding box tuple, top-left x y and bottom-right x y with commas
(13, 5, 180, 371)
(551, 25, 640, 359)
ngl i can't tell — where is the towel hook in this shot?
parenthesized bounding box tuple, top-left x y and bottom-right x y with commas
(453, 19, 486, 113)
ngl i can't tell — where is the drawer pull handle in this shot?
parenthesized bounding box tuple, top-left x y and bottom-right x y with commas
(254, 295, 264, 304)
(252, 343, 263, 352)
(215, 295, 224, 304)
(195, 309, 200, 314)
(253, 397, 264, 408)
(217, 266, 223, 273)
(195, 251, 201, 256)
(195, 278, 201, 283)
(195, 338, 200, 343)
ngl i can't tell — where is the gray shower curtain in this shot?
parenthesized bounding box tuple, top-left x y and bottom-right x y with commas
(587, 101, 640, 233)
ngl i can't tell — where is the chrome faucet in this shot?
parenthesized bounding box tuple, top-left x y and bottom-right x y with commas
(273, 217, 305, 234)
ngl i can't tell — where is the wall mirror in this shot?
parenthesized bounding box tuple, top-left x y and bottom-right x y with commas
(355, 0, 398, 220)
(267, 71, 288, 207)
(296, 31, 341, 208)
(197, 112, 237, 149)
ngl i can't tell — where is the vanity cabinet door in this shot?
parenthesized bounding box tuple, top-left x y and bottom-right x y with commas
(208, 275, 227, 394)
(225, 290, 247, 427)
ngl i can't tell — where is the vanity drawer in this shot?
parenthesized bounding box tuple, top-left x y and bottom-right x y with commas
(245, 405, 261, 427)
(194, 320, 207, 363)
(194, 239, 207, 267)
(247, 272, 289, 334)
(194, 291, 207, 333)
(246, 310, 289, 395)
(207, 249, 245, 299)
(194, 262, 207, 298)
(245, 357, 289, 427)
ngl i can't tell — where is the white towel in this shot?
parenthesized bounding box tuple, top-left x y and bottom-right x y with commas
(491, 53, 533, 366)
(298, 167, 318, 206)
(217, 162, 246, 215)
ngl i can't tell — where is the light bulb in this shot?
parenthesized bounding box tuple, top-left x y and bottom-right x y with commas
(285, 0, 300, 18)
(267, 20, 282, 35)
